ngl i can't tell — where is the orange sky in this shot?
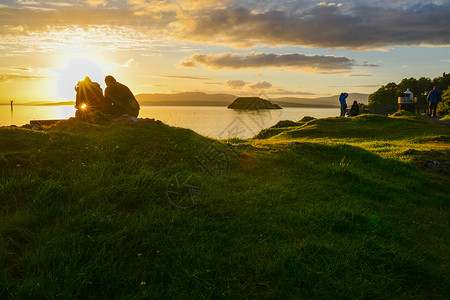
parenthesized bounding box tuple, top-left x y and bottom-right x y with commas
(0, 0, 449, 104)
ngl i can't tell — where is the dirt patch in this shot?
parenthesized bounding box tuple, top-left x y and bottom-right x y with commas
(402, 149, 450, 180)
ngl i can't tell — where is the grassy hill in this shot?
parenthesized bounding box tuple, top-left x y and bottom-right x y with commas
(0, 114, 449, 298)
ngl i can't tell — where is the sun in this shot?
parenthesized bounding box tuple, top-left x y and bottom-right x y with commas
(57, 56, 106, 101)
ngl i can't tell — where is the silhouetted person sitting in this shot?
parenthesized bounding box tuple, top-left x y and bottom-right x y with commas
(75, 76, 110, 117)
(104, 75, 140, 117)
(348, 101, 359, 117)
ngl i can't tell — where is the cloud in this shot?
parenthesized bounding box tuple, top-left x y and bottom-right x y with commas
(203, 81, 223, 85)
(85, 0, 108, 7)
(0, 6, 174, 30)
(226, 79, 246, 89)
(0, 74, 47, 82)
(181, 52, 357, 73)
(17, 0, 40, 5)
(171, 1, 450, 49)
(163, 75, 214, 80)
(317, 2, 342, 7)
(0, 0, 448, 52)
(128, 0, 178, 17)
(328, 84, 381, 87)
(249, 81, 272, 90)
(345, 74, 373, 77)
(128, 0, 233, 15)
(361, 62, 379, 67)
(118, 58, 137, 68)
(2, 25, 25, 32)
(269, 89, 316, 96)
(44, 2, 74, 7)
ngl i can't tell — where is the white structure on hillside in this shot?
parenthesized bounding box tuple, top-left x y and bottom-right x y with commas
(398, 88, 417, 104)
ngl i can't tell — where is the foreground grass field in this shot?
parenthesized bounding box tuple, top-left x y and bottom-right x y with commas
(0, 114, 449, 298)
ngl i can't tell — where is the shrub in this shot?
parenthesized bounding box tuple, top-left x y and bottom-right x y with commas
(437, 87, 450, 116)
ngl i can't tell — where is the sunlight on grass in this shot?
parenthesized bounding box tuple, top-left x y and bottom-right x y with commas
(0, 114, 449, 298)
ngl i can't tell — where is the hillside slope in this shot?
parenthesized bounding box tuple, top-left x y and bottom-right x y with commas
(0, 115, 448, 298)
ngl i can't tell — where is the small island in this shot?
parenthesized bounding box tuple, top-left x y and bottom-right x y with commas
(227, 97, 282, 109)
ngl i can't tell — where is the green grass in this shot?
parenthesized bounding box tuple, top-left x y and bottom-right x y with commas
(0, 115, 449, 298)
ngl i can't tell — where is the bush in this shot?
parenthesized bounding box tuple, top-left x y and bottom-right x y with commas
(437, 87, 450, 116)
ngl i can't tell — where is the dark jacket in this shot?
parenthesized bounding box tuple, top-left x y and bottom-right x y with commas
(75, 79, 108, 112)
(427, 89, 441, 103)
(349, 103, 359, 117)
(105, 82, 140, 116)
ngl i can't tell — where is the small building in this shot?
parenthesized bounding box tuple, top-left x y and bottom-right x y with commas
(398, 88, 417, 112)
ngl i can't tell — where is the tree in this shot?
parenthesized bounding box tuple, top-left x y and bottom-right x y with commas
(437, 87, 450, 116)
(416, 77, 433, 103)
(432, 75, 450, 93)
(368, 74, 449, 109)
(368, 82, 397, 107)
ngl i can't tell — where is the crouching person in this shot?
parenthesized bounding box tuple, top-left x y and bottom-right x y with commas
(348, 101, 359, 117)
(104, 75, 140, 117)
(75, 76, 110, 118)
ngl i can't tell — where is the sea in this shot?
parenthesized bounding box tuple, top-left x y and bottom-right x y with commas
(0, 105, 338, 139)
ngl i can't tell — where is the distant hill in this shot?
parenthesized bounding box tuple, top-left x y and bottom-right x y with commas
(227, 97, 282, 109)
(1, 93, 368, 107)
(136, 92, 369, 108)
(136, 92, 236, 106)
(272, 93, 369, 108)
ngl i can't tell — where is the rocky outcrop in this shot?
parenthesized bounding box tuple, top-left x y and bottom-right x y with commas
(227, 97, 282, 109)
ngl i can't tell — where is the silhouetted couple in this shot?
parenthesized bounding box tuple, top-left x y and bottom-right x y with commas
(75, 76, 140, 118)
(339, 92, 359, 117)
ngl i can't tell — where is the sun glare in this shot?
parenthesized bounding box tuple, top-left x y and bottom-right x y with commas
(57, 56, 106, 101)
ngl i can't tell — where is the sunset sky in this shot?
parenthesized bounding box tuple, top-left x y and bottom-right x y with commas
(0, 0, 449, 103)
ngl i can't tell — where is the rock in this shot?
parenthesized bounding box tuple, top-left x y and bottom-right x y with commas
(300, 116, 316, 122)
(227, 97, 282, 109)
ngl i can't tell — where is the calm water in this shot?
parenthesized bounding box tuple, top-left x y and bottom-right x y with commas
(1, 105, 338, 138)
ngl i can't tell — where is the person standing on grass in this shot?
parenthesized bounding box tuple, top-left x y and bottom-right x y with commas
(104, 75, 140, 117)
(427, 86, 441, 117)
(339, 92, 348, 117)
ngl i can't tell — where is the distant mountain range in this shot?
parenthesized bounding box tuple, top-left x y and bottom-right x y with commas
(3, 92, 369, 108)
(136, 92, 369, 108)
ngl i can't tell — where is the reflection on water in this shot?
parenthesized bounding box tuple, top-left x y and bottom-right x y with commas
(0, 105, 338, 138)
(1, 105, 76, 128)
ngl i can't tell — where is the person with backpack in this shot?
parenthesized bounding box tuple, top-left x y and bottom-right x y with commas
(339, 92, 348, 117)
(74, 76, 110, 117)
(427, 86, 442, 117)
